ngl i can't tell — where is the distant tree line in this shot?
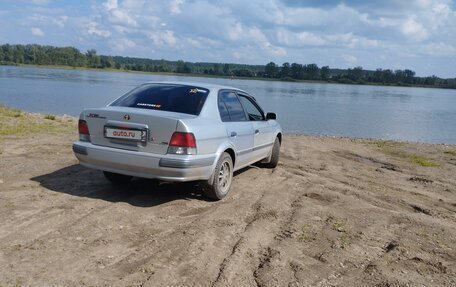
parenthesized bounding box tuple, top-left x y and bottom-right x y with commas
(263, 62, 455, 88)
(1, 43, 454, 89)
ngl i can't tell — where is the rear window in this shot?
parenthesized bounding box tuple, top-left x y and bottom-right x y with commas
(110, 84, 209, 115)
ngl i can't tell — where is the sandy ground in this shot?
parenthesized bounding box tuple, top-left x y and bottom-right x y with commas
(0, 112, 455, 287)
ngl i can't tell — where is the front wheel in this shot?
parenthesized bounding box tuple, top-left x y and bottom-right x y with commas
(103, 171, 133, 184)
(203, 152, 233, 200)
(264, 137, 280, 168)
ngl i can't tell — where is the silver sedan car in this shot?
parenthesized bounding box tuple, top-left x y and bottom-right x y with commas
(73, 82, 282, 199)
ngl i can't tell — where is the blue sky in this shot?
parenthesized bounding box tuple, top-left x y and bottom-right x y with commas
(0, 0, 455, 77)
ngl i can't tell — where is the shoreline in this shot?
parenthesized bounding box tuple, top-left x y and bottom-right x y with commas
(1, 105, 455, 146)
(2, 63, 452, 90)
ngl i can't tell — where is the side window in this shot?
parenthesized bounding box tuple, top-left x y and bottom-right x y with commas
(219, 91, 247, 121)
(218, 94, 230, 122)
(238, 95, 265, 121)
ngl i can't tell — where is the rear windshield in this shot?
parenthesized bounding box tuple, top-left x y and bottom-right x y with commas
(110, 84, 209, 115)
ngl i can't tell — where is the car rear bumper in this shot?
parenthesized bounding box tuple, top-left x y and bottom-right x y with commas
(73, 141, 216, 181)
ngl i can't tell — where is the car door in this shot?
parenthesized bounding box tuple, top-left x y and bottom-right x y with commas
(218, 90, 254, 168)
(237, 94, 275, 161)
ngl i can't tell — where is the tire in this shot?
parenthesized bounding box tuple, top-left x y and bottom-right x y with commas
(264, 137, 280, 168)
(103, 171, 133, 184)
(203, 152, 233, 200)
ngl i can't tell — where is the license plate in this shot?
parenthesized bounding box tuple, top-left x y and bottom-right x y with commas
(105, 128, 146, 142)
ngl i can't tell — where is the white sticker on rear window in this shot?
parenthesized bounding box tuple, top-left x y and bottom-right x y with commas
(137, 103, 161, 108)
(189, 88, 207, 94)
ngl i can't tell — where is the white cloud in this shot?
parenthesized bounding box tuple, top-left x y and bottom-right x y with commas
(227, 22, 243, 41)
(103, 0, 117, 11)
(109, 9, 137, 27)
(101, 0, 137, 27)
(170, 0, 184, 15)
(420, 42, 456, 56)
(277, 30, 381, 50)
(27, 14, 68, 29)
(31, 27, 44, 36)
(110, 38, 136, 52)
(87, 22, 111, 37)
(277, 30, 326, 47)
(55, 15, 68, 28)
(342, 54, 358, 65)
(224, 22, 286, 57)
(401, 18, 428, 41)
(149, 30, 177, 47)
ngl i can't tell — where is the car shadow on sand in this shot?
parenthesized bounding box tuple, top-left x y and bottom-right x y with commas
(31, 164, 216, 207)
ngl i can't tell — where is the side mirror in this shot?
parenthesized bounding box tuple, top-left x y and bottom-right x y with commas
(266, 112, 277, 120)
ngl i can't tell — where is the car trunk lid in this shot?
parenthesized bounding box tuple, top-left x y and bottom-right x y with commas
(83, 106, 195, 155)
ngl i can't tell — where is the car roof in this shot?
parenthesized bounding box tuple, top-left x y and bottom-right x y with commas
(140, 81, 249, 94)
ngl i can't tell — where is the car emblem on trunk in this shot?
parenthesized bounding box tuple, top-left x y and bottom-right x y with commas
(124, 114, 130, 120)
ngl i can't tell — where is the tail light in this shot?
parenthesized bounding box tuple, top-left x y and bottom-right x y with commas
(78, 119, 91, 142)
(167, 132, 196, 155)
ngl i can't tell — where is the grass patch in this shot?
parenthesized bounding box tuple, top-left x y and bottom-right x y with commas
(0, 105, 74, 138)
(372, 140, 404, 149)
(0, 122, 62, 136)
(298, 224, 316, 242)
(325, 216, 351, 248)
(331, 218, 347, 232)
(372, 140, 406, 157)
(5, 202, 16, 209)
(372, 139, 439, 167)
(338, 234, 349, 249)
(444, 150, 456, 156)
(44, 114, 56, 120)
(0, 105, 22, 117)
(409, 155, 439, 167)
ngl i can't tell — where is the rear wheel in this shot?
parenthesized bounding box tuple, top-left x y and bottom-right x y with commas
(264, 137, 280, 168)
(103, 171, 133, 184)
(203, 152, 233, 200)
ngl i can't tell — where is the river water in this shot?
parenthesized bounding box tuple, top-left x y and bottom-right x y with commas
(1, 65, 455, 143)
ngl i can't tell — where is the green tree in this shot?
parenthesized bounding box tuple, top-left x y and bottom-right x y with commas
(2, 44, 13, 62)
(424, 76, 438, 85)
(213, 63, 221, 75)
(13, 45, 25, 63)
(24, 44, 36, 64)
(394, 69, 405, 83)
(176, 60, 185, 73)
(223, 63, 230, 76)
(347, 66, 364, 82)
(303, 63, 319, 80)
(176, 60, 192, 73)
(157, 59, 170, 72)
(85, 49, 100, 68)
(183, 62, 192, 73)
(265, 62, 278, 78)
(290, 63, 302, 79)
(383, 69, 394, 83)
(320, 66, 330, 81)
(404, 69, 415, 84)
(280, 62, 290, 78)
(100, 56, 114, 68)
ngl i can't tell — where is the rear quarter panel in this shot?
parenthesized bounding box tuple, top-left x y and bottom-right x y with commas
(176, 117, 228, 156)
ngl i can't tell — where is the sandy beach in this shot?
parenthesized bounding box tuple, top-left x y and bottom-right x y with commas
(0, 107, 455, 286)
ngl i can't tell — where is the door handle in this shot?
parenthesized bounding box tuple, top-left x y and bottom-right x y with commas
(254, 129, 260, 134)
(230, 132, 237, 137)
